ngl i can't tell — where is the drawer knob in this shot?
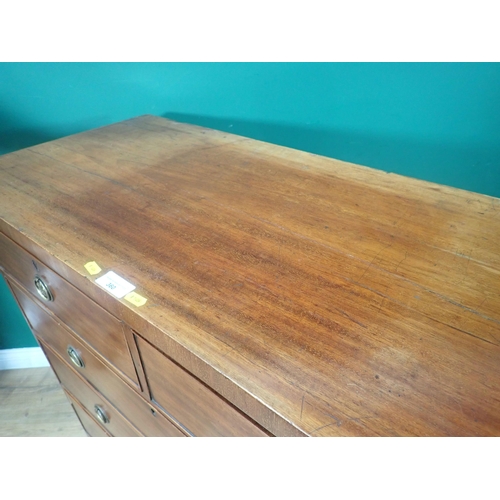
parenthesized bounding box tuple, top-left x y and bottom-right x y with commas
(67, 346, 85, 369)
(33, 276, 53, 302)
(94, 405, 109, 425)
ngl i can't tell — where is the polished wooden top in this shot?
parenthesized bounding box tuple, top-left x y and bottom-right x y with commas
(1, 115, 499, 436)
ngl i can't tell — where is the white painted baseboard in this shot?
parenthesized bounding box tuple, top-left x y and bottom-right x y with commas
(0, 347, 50, 370)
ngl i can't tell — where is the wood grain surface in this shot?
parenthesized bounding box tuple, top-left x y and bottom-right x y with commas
(1, 115, 499, 436)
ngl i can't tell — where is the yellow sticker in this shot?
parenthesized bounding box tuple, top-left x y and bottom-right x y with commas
(84, 261, 102, 275)
(124, 291, 147, 307)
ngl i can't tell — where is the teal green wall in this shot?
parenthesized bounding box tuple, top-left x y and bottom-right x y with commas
(1, 63, 499, 349)
(0, 276, 36, 348)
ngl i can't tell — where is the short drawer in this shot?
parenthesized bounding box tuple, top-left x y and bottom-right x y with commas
(66, 391, 111, 437)
(136, 336, 269, 437)
(10, 279, 139, 390)
(0, 232, 138, 385)
(42, 342, 142, 437)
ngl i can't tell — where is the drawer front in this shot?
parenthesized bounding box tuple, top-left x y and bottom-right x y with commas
(42, 342, 143, 437)
(66, 391, 111, 437)
(24, 296, 185, 437)
(9, 279, 140, 390)
(0, 232, 138, 385)
(136, 336, 268, 437)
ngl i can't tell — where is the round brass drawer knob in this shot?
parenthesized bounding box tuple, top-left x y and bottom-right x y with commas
(94, 405, 109, 425)
(67, 346, 85, 369)
(33, 276, 53, 302)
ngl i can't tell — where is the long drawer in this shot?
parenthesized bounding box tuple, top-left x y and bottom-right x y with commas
(0, 232, 138, 386)
(42, 342, 143, 437)
(136, 335, 269, 437)
(65, 391, 111, 437)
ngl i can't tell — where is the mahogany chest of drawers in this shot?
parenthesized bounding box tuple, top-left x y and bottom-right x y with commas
(1, 115, 499, 436)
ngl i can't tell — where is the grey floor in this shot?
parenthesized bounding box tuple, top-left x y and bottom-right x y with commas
(0, 367, 86, 437)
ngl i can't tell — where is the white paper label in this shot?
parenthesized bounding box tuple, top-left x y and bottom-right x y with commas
(96, 271, 136, 298)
